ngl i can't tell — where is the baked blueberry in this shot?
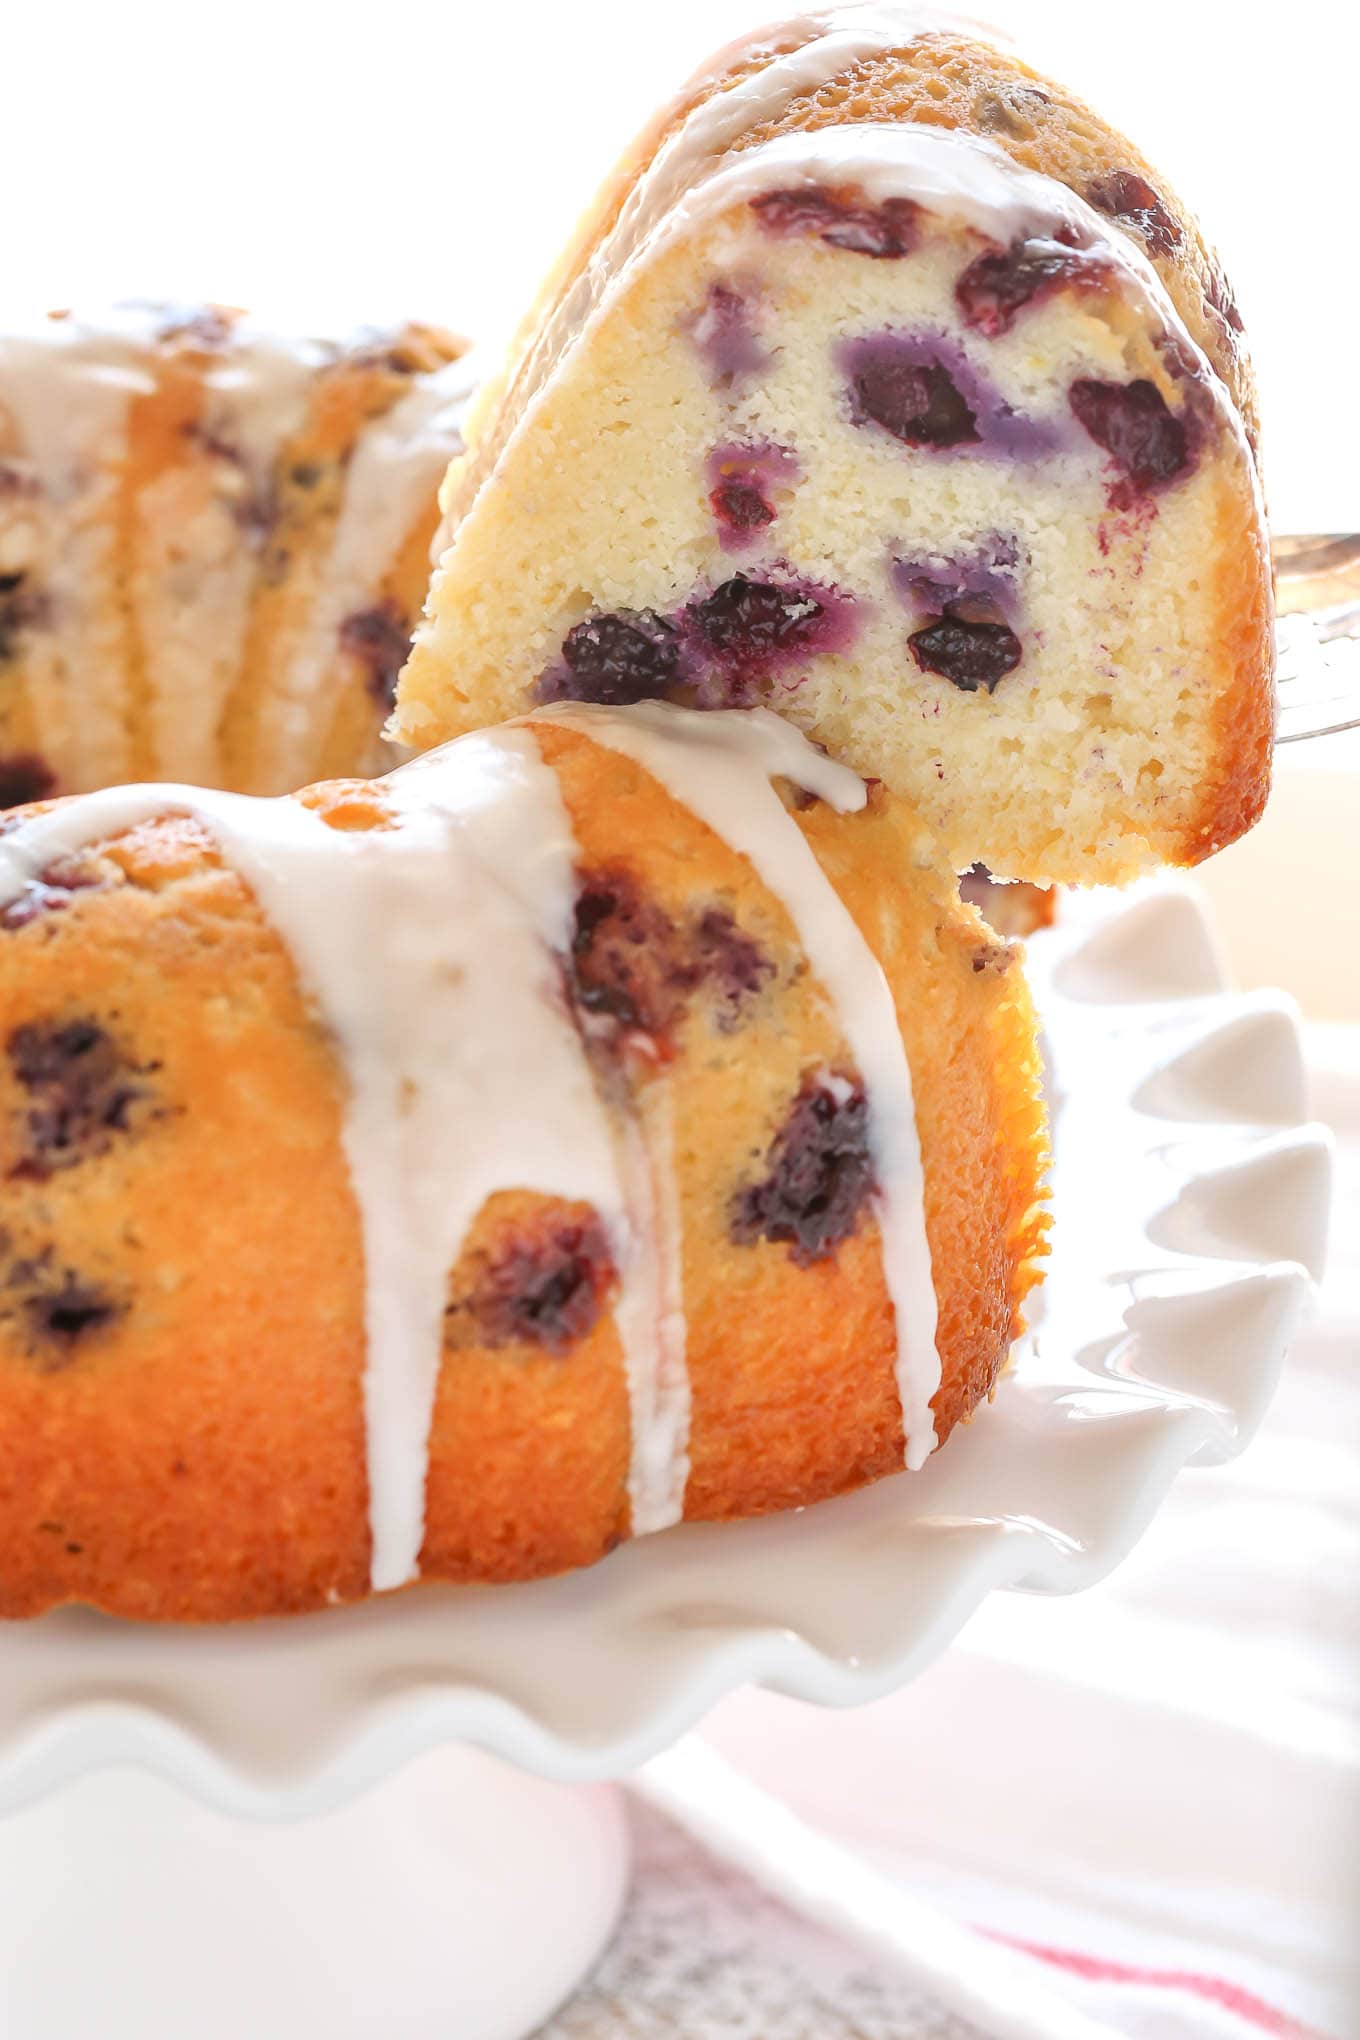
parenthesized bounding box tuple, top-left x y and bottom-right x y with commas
(731, 1076, 875, 1264)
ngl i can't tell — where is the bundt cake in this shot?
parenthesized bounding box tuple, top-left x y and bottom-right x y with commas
(394, 7, 1273, 886)
(0, 303, 473, 806)
(0, 704, 1046, 1619)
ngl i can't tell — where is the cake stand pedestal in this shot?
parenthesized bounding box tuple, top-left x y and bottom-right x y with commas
(0, 1750, 627, 2040)
(0, 884, 1331, 2040)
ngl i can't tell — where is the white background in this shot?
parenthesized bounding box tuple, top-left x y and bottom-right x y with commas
(4, 0, 1356, 533)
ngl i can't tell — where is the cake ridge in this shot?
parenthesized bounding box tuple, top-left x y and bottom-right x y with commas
(534, 699, 942, 1463)
(0, 306, 471, 805)
(0, 705, 949, 1591)
(240, 350, 479, 794)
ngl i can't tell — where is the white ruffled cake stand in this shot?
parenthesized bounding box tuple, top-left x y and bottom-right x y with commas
(0, 883, 1331, 2040)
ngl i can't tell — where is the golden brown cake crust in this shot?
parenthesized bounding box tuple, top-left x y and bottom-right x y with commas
(0, 728, 1046, 1620)
(0, 307, 469, 806)
(1192, 466, 1274, 860)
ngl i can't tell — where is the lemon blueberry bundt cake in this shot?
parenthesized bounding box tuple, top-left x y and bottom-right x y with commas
(0, 704, 1045, 1619)
(0, 303, 473, 807)
(395, 6, 1272, 886)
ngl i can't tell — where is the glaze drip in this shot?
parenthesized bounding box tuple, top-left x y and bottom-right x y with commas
(0, 309, 473, 794)
(251, 355, 477, 789)
(0, 730, 675, 1584)
(0, 706, 943, 1575)
(532, 702, 942, 1466)
(425, 8, 1241, 580)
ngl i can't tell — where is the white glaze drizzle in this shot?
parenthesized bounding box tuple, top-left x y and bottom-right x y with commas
(254, 352, 478, 792)
(670, 119, 1135, 261)
(0, 313, 156, 790)
(0, 706, 944, 1564)
(420, 3, 1253, 690)
(197, 326, 333, 500)
(439, 6, 973, 528)
(417, 118, 1253, 669)
(381, 732, 686, 1549)
(313, 731, 635, 1589)
(0, 728, 683, 1585)
(0, 314, 154, 501)
(531, 702, 942, 1467)
(648, 122, 1255, 480)
(0, 309, 474, 790)
(652, 118, 1208, 335)
(0, 309, 333, 788)
(132, 328, 330, 789)
(612, 1083, 692, 1531)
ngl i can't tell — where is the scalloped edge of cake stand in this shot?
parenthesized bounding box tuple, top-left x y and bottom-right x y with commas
(0, 879, 1331, 2040)
(0, 879, 1331, 1824)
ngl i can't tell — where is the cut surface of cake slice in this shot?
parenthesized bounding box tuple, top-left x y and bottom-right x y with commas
(394, 9, 1271, 886)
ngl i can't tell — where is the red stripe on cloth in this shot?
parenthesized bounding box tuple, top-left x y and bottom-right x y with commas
(980, 1929, 1332, 2040)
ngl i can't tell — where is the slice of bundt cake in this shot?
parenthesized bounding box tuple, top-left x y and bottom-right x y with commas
(394, 8, 1272, 886)
(0, 304, 473, 806)
(0, 703, 1046, 1619)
